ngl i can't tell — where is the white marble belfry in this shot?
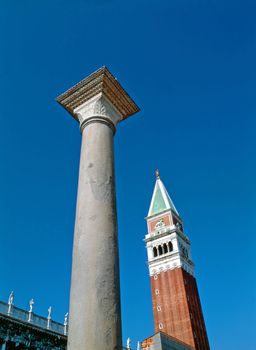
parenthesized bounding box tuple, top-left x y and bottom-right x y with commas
(56, 67, 139, 350)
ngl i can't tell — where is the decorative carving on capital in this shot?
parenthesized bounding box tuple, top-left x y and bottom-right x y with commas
(75, 95, 120, 132)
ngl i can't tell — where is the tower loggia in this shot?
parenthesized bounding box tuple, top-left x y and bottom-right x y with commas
(144, 171, 210, 350)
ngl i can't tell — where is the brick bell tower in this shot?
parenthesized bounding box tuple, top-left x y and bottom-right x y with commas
(145, 170, 210, 350)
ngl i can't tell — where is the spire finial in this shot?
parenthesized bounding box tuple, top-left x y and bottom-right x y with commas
(156, 169, 160, 179)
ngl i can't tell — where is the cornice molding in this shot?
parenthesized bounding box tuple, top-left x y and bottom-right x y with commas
(149, 264, 195, 277)
(56, 66, 140, 125)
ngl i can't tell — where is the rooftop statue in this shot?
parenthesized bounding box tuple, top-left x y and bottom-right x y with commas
(8, 291, 14, 306)
(64, 312, 68, 326)
(7, 291, 14, 314)
(127, 337, 131, 349)
(64, 312, 68, 335)
(47, 306, 52, 319)
(29, 299, 34, 313)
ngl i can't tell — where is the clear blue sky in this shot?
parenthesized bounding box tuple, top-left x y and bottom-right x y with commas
(0, 1, 255, 349)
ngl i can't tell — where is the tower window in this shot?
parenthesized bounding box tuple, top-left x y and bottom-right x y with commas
(168, 242, 173, 252)
(158, 245, 163, 256)
(157, 305, 161, 311)
(159, 323, 163, 330)
(155, 289, 159, 295)
(154, 274, 158, 280)
(163, 243, 168, 254)
(153, 247, 158, 257)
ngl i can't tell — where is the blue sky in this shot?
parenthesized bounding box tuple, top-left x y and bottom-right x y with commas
(0, 0, 255, 349)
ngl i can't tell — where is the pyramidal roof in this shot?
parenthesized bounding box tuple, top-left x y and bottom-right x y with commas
(148, 172, 179, 217)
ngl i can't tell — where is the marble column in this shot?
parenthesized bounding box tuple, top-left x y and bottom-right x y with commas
(56, 67, 139, 350)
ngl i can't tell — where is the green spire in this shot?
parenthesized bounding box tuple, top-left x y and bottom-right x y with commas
(150, 182, 168, 214)
(148, 171, 179, 217)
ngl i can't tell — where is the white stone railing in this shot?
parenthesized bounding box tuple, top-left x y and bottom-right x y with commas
(0, 301, 66, 335)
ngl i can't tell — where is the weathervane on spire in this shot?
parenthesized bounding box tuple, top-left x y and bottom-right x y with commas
(155, 169, 160, 178)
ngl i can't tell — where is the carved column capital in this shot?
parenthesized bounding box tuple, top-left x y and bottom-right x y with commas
(74, 94, 120, 133)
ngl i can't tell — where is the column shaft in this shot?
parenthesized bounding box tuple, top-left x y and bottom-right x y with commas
(68, 121, 122, 350)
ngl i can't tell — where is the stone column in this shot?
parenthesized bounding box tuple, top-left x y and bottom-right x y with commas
(56, 67, 139, 350)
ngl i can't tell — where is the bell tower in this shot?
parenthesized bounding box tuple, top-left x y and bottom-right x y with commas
(145, 171, 210, 350)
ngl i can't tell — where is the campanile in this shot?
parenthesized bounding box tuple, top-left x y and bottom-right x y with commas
(145, 171, 210, 350)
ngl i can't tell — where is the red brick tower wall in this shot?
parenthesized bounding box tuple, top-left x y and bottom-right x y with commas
(183, 270, 210, 350)
(150, 267, 210, 350)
